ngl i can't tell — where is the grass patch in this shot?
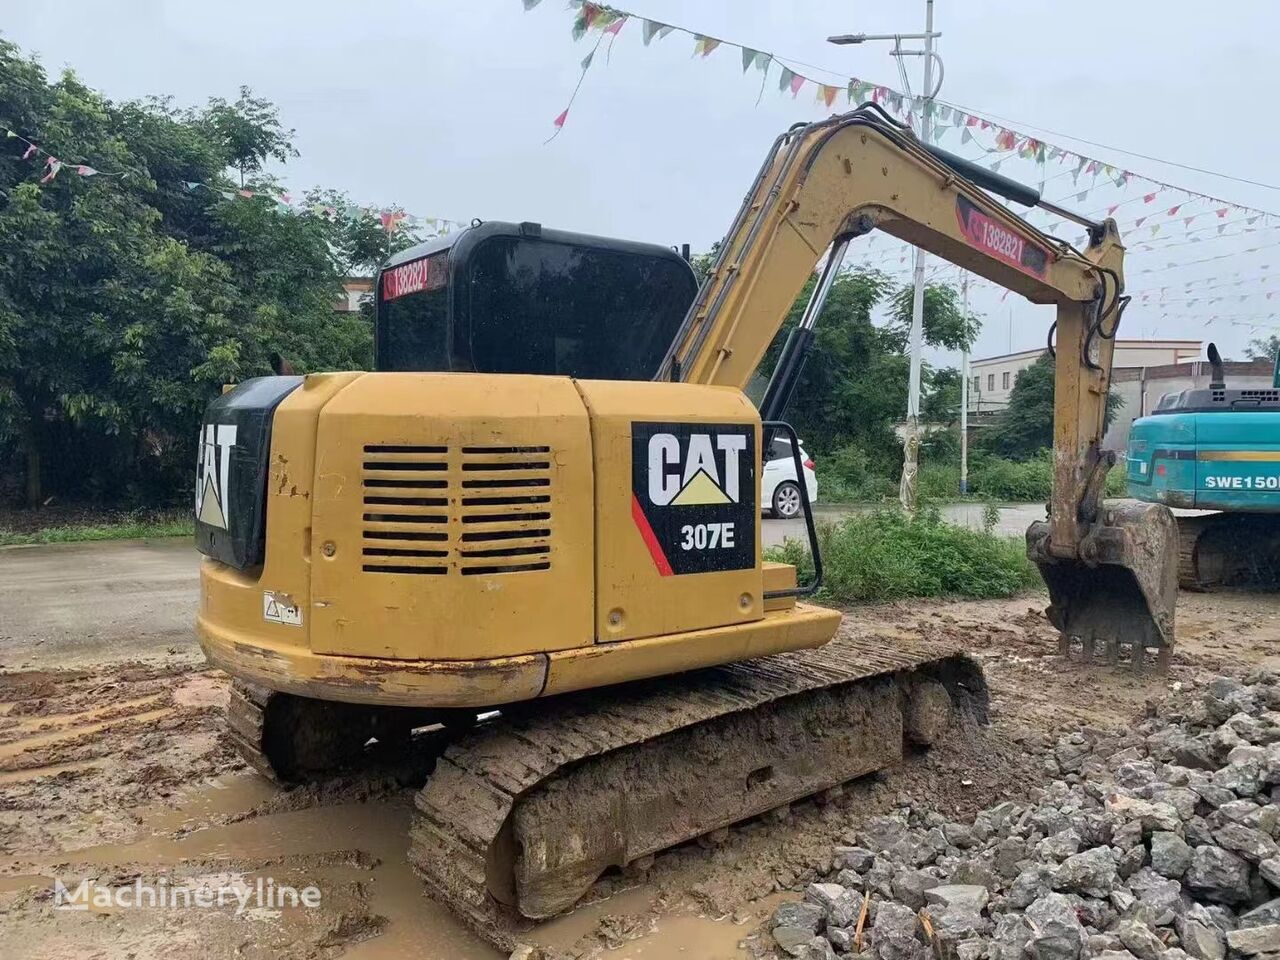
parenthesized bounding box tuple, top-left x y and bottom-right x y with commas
(767, 507, 1041, 603)
(0, 518, 193, 546)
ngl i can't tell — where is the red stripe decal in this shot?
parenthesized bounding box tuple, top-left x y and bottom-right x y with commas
(631, 493, 673, 577)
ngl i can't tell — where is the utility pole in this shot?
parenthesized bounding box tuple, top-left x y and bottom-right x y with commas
(959, 272, 969, 495)
(830, 2, 943, 515)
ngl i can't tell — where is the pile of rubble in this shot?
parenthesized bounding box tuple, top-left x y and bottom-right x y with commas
(758, 671, 1280, 960)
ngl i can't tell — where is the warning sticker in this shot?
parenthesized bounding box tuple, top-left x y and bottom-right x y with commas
(263, 591, 303, 627)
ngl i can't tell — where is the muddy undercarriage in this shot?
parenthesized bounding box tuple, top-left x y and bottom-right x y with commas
(226, 635, 987, 949)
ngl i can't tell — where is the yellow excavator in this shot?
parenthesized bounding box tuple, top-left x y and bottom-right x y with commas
(193, 105, 1177, 943)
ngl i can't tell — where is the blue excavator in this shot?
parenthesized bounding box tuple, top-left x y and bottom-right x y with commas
(1126, 343, 1280, 589)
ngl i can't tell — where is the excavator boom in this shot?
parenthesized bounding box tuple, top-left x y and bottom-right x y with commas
(662, 105, 1177, 665)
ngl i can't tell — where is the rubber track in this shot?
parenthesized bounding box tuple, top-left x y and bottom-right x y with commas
(408, 633, 985, 949)
(226, 679, 280, 783)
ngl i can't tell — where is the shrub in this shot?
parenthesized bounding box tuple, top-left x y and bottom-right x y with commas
(918, 463, 961, 501)
(968, 450, 1053, 501)
(767, 508, 1041, 603)
(821, 443, 898, 502)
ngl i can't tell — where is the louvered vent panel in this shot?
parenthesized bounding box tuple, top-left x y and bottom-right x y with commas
(360, 444, 449, 575)
(457, 445, 553, 576)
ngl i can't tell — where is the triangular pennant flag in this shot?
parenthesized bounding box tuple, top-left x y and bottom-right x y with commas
(39, 157, 61, 183)
(581, 48, 595, 69)
(522, 0, 542, 9)
(990, 158, 1003, 172)
(742, 47, 760, 72)
(21, 143, 37, 160)
(642, 20, 673, 45)
(553, 107, 569, 130)
(1167, 205, 1181, 216)
(790, 71, 807, 96)
(1076, 191, 1088, 202)
(693, 35, 720, 57)
(603, 16, 626, 36)
(76, 165, 98, 177)
(1219, 225, 1227, 235)
(965, 114, 979, 127)
(960, 127, 973, 145)
(819, 84, 838, 108)
(3, 129, 14, 138)
(779, 66, 795, 92)
(1216, 208, 1229, 218)
(1107, 204, 1119, 215)
(182, 181, 201, 192)
(1184, 216, 1195, 227)
(1135, 216, 1146, 227)
(220, 190, 235, 200)
(238, 189, 254, 198)
(1143, 192, 1156, 203)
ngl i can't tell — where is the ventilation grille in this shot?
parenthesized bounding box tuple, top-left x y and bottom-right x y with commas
(359, 443, 552, 577)
(458, 445, 552, 576)
(1241, 389, 1280, 402)
(361, 444, 449, 574)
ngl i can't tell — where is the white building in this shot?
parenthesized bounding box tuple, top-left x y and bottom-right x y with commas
(334, 277, 373, 313)
(968, 339, 1202, 414)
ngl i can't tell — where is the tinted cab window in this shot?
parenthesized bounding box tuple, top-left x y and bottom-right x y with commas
(377, 252, 450, 371)
(465, 237, 695, 380)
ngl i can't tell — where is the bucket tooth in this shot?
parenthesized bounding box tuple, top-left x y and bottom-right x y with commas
(1027, 499, 1178, 672)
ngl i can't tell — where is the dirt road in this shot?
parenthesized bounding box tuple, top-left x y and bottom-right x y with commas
(0, 538, 197, 670)
(2, 539, 1279, 959)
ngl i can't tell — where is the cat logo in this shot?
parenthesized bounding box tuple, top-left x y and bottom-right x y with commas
(196, 424, 237, 530)
(647, 432, 747, 506)
(631, 422, 756, 576)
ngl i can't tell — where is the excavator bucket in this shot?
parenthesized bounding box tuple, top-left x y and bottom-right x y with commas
(1026, 499, 1179, 671)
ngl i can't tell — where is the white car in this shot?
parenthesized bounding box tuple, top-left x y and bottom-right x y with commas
(762, 437, 818, 519)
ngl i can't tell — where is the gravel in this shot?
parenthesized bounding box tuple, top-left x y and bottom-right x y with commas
(756, 669, 1280, 959)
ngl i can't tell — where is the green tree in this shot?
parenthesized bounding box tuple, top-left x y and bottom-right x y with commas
(1245, 335, 1280, 362)
(922, 367, 963, 425)
(888, 283, 981, 352)
(756, 273, 980, 476)
(197, 86, 297, 186)
(0, 39, 418, 506)
(978, 351, 1122, 460)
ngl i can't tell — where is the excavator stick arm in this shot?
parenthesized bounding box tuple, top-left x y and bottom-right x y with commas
(661, 105, 1177, 665)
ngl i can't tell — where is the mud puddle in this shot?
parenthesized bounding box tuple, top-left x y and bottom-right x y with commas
(4, 589, 1280, 958)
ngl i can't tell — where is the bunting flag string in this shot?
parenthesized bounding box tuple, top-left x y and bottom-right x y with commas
(3, 124, 467, 236)
(6, 128, 128, 178)
(528, 0, 1280, 239)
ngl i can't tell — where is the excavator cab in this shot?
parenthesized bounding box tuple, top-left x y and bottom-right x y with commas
(374, 221, 698, 378)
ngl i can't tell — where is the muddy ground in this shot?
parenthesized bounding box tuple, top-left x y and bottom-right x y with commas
(2, 588, 1279, 960)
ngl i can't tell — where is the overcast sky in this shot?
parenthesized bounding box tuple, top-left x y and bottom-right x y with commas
(8, 0, 1280, 365)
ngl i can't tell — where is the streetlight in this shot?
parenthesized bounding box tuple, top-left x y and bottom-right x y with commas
(828, 4, 942, 514)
